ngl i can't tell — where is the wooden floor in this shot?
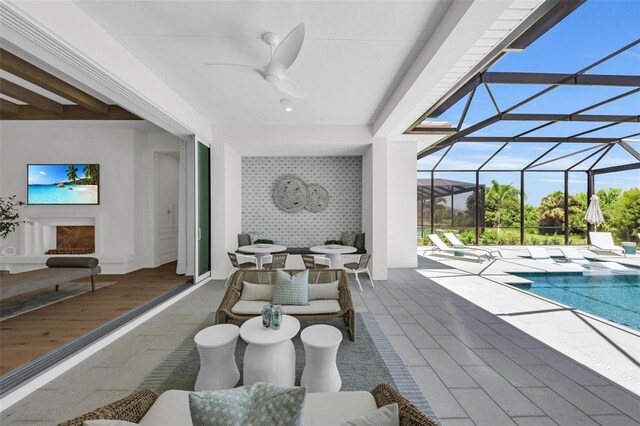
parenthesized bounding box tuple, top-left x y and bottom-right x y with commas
(0, 262, 190, 376)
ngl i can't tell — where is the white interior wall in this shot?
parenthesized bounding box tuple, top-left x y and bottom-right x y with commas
(0, 125, 182, 274)
(387, 141, 418, 268)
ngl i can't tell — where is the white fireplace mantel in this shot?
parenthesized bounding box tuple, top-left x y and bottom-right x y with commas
(21, 215, 100, 256)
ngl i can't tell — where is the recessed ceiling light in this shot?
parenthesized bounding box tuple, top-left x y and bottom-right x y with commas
(280, 98, 293, 112)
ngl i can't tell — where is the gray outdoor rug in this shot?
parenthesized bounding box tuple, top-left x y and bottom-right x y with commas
(138, 312, 437, 420)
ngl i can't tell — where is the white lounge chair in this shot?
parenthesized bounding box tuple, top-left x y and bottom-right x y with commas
(424, 234, 490, 262)
(527, 247, 556, 263)
(443, 232, 502, 258)
(589, 232, 625, 256)
(561, 247, 630, 271)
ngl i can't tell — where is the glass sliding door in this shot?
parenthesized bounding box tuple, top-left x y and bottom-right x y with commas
(195, 139, 211, 281)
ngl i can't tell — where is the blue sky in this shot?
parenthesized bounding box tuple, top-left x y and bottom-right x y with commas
(419, 0, 640, 205)
(28, 164, 90, 185)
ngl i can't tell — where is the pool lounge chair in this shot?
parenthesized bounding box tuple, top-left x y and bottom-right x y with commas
(588, 232, 625, 256)
(527, 247, 556, 263)
(560, 247, 629, 271)
(443, 232, 502, 258)
(424, 234, 490, 262)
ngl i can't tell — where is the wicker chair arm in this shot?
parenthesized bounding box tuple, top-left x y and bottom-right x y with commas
(57, 389, 158, 426)
(371, 384, 438, 426)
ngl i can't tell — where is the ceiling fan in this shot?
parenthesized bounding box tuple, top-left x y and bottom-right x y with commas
(206, 23, 306, 99)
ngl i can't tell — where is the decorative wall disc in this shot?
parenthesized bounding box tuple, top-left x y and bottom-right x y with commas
(273, 175, 309, 212)
(305, 183, 329, 212)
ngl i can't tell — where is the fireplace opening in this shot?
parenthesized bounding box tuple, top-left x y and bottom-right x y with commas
(45, 225, 95, 255)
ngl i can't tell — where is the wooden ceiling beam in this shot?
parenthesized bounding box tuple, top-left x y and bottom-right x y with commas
(0, 49, 109, 114)
(0, 77, 64, 114)
(0, 105, 141, 120)
(0, 98, 19, 114)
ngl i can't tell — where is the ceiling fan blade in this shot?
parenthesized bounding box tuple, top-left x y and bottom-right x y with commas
(274, 75, 305, 99)
(270, 23, 305, 72)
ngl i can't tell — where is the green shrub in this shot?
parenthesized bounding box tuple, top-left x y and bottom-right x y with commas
(481, 230, 499, 245)
(254, 239, 274, 244)
(460, 230, 476, 245)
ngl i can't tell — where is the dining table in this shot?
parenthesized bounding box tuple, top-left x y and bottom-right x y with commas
(309, 245, 358, 268)
(237, 244, 287, 268)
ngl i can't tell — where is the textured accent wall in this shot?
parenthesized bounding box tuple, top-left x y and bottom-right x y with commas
(242, 156, 362, 247)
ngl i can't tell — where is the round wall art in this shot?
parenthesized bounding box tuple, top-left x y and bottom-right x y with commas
(305, 183, 329, 212)
(273, 175, 309, 212)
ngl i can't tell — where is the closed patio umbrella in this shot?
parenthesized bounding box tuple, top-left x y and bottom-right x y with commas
(585, 194, 604, 230)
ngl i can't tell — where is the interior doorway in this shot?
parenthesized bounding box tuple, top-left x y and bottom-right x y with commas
(155, 152, 180, 265)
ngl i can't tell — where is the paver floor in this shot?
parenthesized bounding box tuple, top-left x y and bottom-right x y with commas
(2, 256, 639, 425)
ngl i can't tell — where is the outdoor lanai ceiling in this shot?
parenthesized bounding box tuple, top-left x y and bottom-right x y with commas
(413, 0, 640, 175)
(73, 0, 451, 126)
(0, 49, 140, 121)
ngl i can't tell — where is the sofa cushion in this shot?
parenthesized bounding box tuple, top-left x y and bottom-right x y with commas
(340, 403, 399, 426)
(46, 256, 99, 268)
(231, 300, 341, 315)
(139, 390, 380, 426)
(354, 233, 366, 254)
(139, 390, 191, 426)
(272, 269, 308, 305)
(83, 421, 140, 426)
(189, 383, 306, 426)
(237, 233, 251, 247)
(308, 281, 339, 300)
(303, 391, 378, 426)
(240, 282, 274, 301)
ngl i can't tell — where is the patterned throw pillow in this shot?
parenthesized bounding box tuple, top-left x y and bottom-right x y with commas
(272, 269, 309, 305)
(189, 383, 306, 426)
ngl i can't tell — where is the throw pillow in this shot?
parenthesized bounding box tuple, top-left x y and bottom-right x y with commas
(83, 421, 139, 426)
(308, 280, 339, 300)
(354, 233, 366, 252)
(240, 282, 274, 301)
(341, 231, 357, 247)
(189, 383, 306, 426)
(340, 403, 399, 426)
(272, 269, 309, 305)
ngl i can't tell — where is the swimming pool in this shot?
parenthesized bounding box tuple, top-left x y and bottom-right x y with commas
(515, 272, 640, 331)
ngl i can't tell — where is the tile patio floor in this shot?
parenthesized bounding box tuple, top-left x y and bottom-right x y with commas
(2, 257, 639, 425)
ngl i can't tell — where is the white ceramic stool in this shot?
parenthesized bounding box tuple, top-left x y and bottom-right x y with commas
(194, 324, 240, 391)
(240, 315, 301, 386)
(301, 325, 342, 392)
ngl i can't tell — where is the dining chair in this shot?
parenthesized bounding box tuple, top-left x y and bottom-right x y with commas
(262, 253, 288, 269)
(301, 254, 330, 283)
(344, 254, 373, 292)
(225, 252, 257, 287)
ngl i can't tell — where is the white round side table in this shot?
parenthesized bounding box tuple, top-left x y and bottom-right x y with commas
(300, 324, 343, 392)
(194, 324, 240, 391)
(240, 315, 301, 386)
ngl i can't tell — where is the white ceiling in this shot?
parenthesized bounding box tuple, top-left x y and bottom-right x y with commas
(73, 1, 451, 126)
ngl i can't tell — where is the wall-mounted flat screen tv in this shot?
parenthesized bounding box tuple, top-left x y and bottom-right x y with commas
(27, 164, 100, 205)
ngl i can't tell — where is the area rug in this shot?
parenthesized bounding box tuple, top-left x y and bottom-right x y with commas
(0, 281, 117, 320)
(137, 313, 437, 421)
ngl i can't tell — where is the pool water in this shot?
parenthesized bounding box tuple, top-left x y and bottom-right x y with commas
(516, 272, 640, 331)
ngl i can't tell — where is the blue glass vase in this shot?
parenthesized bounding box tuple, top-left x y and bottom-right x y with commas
(271, 305, 282, 330)
(261, 304, 272, 329)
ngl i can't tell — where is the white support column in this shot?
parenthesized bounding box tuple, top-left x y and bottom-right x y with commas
(387, 141, 418, 268)
(362, 138, 388, 280)
(210, 142, 242, 280)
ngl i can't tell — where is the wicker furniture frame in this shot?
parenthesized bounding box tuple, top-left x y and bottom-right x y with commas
(215, 269, 356, 341)
(59, 385, 436, 426)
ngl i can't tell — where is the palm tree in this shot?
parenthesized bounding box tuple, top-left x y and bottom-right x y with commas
(485, 180, 520, 230)
(82, 164, 99, 185)
(66, 165, 78, 182)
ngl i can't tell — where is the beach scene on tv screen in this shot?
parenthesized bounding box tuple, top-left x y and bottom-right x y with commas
(28, 164, 99, 204)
